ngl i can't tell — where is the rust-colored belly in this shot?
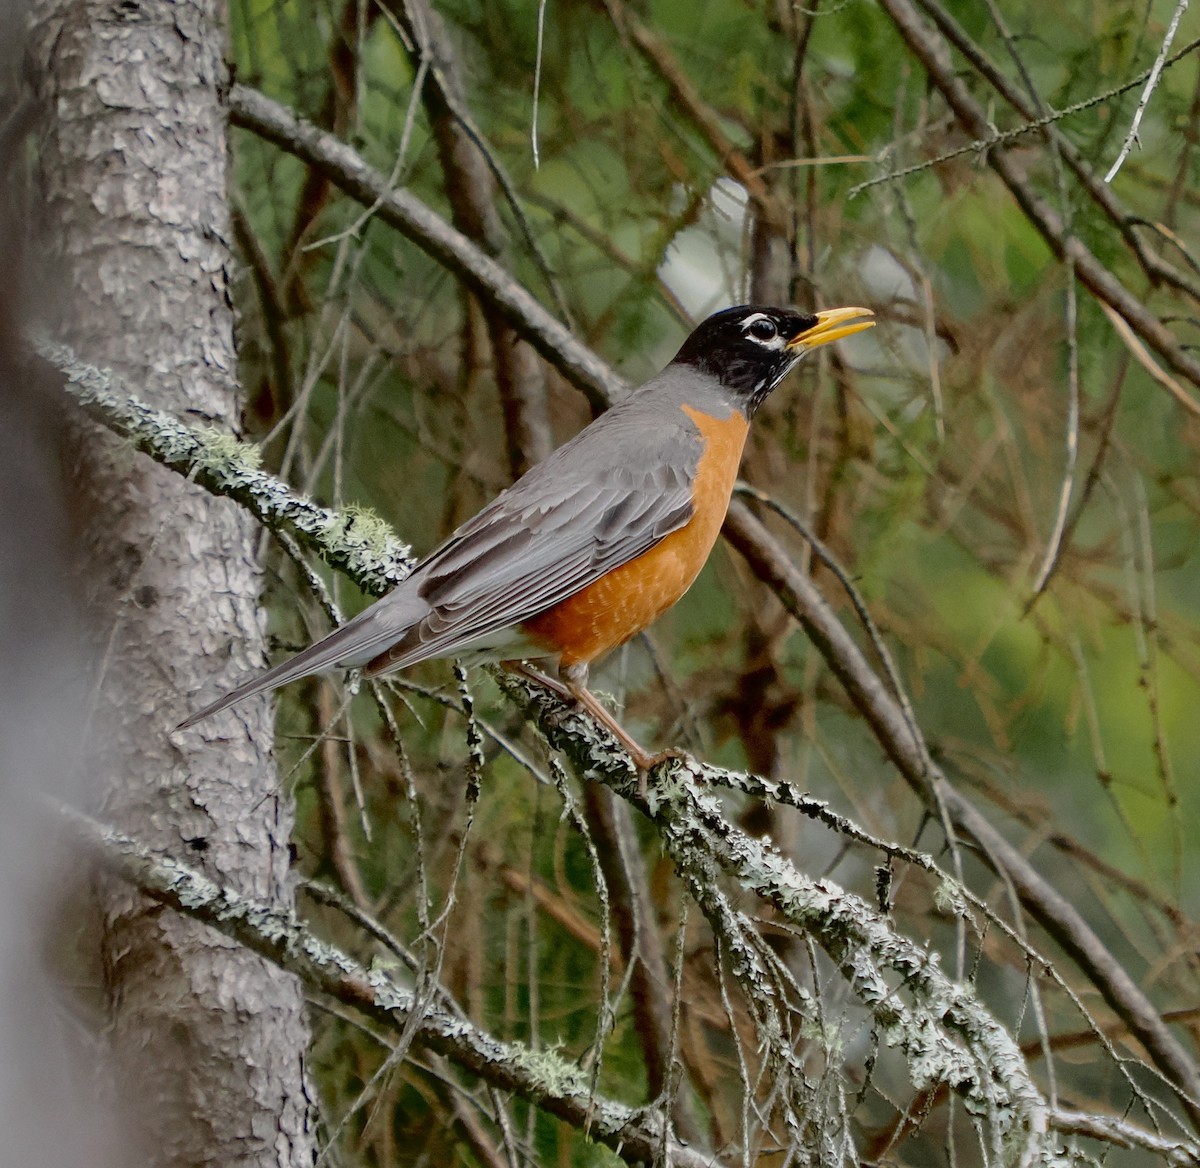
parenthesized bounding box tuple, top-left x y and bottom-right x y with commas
(522, 404, 749, 666)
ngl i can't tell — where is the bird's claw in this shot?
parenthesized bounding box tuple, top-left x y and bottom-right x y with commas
(630, 746, 691, 801)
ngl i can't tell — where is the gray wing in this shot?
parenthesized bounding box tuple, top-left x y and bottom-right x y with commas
(368, 400, 702, 671)
(180, 393, 702, 726)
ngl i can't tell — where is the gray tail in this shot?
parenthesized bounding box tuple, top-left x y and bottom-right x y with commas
(177, 590, 429, 729)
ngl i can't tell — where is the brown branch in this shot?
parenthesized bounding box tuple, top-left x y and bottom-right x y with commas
(912, 0, 1200, 308)
(522, 191, 693, 328)
(280, 0, 374, 313)
(226, 84, 624, 412)
(387, 0, 554, 476)
(315, 681, 371, 909)
(601, 0, 777, 220)
(876, 0, 1200, 399)
(580, 783, 708, 1146)
(230, 207, 294, 426)
(721, 499, 1200, 1127)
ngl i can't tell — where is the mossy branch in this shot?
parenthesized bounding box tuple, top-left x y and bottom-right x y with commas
(45, 339, 1182, 1161)
(501, 674, 1061, 1164)
(42, 339, 413, 598)
(63, 804, 719, 1168)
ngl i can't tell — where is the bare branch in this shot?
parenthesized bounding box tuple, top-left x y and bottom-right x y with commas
(226, 84, 624, 411)
(1050, 1106, 1200, 1164)
(873, 0, 1200, 396)
(1105, 0, 1191, 183)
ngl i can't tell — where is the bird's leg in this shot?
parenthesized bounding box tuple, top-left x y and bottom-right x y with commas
(562, 663, 689, 800)
(501, 661, 686, 799)
(500, 659, 572, 702)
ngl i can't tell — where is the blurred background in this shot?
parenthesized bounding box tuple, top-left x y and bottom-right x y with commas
(26, 0, 1200, 1162)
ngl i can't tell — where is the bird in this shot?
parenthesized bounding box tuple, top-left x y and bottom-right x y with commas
(181, 304, 874, 793)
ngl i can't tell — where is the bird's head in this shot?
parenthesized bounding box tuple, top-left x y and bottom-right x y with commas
(672, 304, 874, 416)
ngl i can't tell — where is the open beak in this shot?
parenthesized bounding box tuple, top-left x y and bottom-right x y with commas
(786, 306, 875, 351)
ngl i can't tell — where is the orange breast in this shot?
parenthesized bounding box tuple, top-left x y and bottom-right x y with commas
(523, 404, 749, 666)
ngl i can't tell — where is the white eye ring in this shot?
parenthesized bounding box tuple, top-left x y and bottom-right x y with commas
(742, 313, 784, 347)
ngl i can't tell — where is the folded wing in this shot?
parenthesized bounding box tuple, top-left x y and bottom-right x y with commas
(180, 395, 702, 725)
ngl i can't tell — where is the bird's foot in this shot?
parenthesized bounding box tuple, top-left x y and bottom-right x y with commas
(563, 679, 686, 801)
(627, 745, 692, 800)
(502, 661, 684, 801)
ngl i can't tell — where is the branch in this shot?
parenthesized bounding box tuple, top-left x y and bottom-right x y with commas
(1050, 1106, 1200, 1165)
(41, 340, 413, 598)
(722, 499, 1200, 1127)
(875, 0, 1200, 400)
(1104, 0, 1190, 183)
(65, 804, 722, 1168)
(46, 331, 1060, 1150)
(226, 84, 624, 412)
(394, 0, 556, 475)
(600, 0, 777, 219)
(907, 0, 1200, 307)
(499, 675, 1060, 1163)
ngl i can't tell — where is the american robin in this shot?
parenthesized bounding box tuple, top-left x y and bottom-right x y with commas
(181, 304, 874, 791)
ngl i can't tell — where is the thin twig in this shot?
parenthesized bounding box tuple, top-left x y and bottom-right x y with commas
(910, 0, 1200, 305)
(1105, 0, 1191, 183)
(849, 35, 1200, 199)
(531, 0, 547, 167)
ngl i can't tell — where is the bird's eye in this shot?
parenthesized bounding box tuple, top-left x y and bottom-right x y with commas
(747, 318, 778, 342)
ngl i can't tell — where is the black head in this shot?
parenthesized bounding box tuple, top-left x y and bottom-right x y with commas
(672, 304, 874, 416)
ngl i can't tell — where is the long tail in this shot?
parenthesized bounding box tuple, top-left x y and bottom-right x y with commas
(177, 590, 429, 729)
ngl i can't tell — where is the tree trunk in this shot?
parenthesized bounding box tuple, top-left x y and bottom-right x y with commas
(26, 0, 316, 1162)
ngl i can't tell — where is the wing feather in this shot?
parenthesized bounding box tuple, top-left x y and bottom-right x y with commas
(368, 400, 703, 671)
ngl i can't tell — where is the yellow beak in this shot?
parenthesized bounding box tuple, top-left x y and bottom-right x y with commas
(786, 306, 875, 350)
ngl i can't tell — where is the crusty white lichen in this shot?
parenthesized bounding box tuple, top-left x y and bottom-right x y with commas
(650, 766, 1055, 1162)
(44, 339, 414, 595)
(66, 805, 702, 1164)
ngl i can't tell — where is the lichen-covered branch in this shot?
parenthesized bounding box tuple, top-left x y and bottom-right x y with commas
(214, 94, 1199, 1101)
(215, 94, 1200, 1095)
(724, 499, 1200, 1125)
(65, 804, 723, 1168)
(501, 674, 1061, 1164)
(41, 340, 413, 597)
(45, 331, 1200, 1132)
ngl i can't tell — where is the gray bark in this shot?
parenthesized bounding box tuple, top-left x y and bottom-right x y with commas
(26, 0, 316, 1162)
